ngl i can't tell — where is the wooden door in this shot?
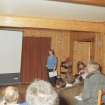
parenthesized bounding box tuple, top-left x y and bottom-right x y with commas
(21, 37, 51, 83)
(73, 41, 92, 75)
(21, 37, 33, 83)
(40, 38, 51, 80)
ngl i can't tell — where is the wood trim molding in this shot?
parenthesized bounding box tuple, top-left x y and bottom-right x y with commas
(0, 16, 104, 32)
(52, 0, 105, 7)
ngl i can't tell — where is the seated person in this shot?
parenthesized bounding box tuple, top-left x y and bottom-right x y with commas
(77, 61, 86, 76)
(24, 80, 59, 105)
(60, 57, 73, 86)
(75, 62, 105, 105)
(60, 57, 72, 70)
(73, 61, 87, 84)
(64, 61, 87, 88)
(0, 86, 19, 105)
(56, 78, 66, 88)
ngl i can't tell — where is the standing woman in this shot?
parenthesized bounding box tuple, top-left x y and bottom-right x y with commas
(46, 49, 58, 86)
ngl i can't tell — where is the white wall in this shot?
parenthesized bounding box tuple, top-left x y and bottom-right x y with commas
(0, 30, 23, 74)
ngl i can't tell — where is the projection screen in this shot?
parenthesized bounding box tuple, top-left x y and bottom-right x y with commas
(0, 30, 23, 85)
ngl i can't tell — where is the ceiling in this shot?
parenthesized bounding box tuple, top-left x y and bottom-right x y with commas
(0, 0, 105, 22)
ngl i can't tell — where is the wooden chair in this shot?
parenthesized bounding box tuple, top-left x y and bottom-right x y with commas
(98, 90, 102, 105)
(97, 90, 105, 105)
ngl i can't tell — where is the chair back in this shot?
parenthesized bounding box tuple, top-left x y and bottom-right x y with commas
(98, 90, 103, 105)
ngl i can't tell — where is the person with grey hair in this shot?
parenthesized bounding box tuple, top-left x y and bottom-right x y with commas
(75, 62, 105, 105)
(25, 80, 59, 105)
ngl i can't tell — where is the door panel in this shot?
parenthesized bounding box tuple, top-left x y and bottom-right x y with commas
(73, 41, 92, 75)
(40, 38, 51, 80)
(21, 37, 51, 83)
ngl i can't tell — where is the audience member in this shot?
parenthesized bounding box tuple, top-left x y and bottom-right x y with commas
(56, 78, 66, 88)
(60, 57, 72, 71)
(73, 61, 87, 84)
(0, 86, 19, 105)
(75, 62, 105, 105)
(26, 80, 59, 105)
(77, 61, 86, 72)
(60, 57, 73, 83)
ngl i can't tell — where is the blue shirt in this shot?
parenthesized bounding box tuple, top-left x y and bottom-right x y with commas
(47, 55, 57, 70)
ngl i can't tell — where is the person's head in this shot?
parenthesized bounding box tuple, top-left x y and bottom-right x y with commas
(87, 62, 100, 74)
(3, 86, 19, 104)
(26, 80, 59, 105)
(77, 61, 86, 71)
(49, 49, 55, 56)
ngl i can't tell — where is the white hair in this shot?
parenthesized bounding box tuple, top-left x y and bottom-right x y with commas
(26, 80, 59, 105)
(2, 86, 19, 105)
(87, 62, 100, 73)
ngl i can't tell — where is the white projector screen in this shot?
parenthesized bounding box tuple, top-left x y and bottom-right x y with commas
(0, 30, 23, 74)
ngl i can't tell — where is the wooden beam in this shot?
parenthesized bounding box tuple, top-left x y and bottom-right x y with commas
(51, 0, 105, 7)
(0, 16, 104, 32)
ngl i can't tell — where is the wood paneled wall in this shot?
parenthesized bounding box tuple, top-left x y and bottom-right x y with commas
(23, 29, 70, 74)
(94, 33, 103, 65)
(102, 33, 105, 74)
(94, 33, 105, 74)
(69, 31, 96, 60)
(0, 16, 105, 74)
(102, 24, 105, 73)
(68, 31, 105, 74)
(1, 27, 105, 74)
(23, 29, 105, 74)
